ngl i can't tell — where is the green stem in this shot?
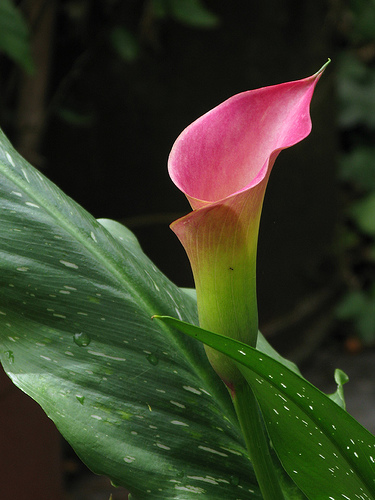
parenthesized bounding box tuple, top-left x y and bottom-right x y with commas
(232, 382, 284, 500)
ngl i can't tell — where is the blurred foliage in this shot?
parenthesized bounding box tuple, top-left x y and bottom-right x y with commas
(56, 0, 216, 126)
(110, 26, 140, 63)
(0, 0, 218, 129)
(4, 0, 371, 349)
(109, 0, 219, 62)
(151, 0, 219, 27)
(0, 0, 34, 73)
(340, 146, 375, 190)
(336, 0, 375, 345)
(344, 0, 375, 44)
(336, 286, 375, 343)
(349, 192, 375, 236)
(338, 53, 375, 128)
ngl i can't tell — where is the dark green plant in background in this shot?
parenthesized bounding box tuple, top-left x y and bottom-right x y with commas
(0, 0, 34, 73)
(0, 3, 372, 366)
(0, 0, 219, 151)
(335, 0, 375, 346)
(0, 0, 375, 495)
(0, 55, 373, 500)
(0, 2, 373, 366)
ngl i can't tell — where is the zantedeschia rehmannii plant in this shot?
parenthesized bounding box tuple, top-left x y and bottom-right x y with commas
(164, 62, 334, 499)
(0, 59, 374, 499)
(168, 62, 327, 388)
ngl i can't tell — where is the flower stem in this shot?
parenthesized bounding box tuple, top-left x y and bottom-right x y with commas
(232, 382, 284, 500)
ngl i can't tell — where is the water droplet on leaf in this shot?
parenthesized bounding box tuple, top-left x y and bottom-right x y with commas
(147, 353, 159, 366)
(5, 350, 14, 363)
(230, 475, 239, 486)
(73, 332, 91, 347)
(76, 395, 85, 405)
(88, 296, 100, 304)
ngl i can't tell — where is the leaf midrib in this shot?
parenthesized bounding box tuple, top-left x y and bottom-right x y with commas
(0, 141, 239, 433)
(0, 153, 158, 317)
(236, 349, 375, 496)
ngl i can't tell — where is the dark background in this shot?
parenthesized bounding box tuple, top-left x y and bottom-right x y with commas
(4, 0, 375, 382)
(2, 1, 375, 498)
(1, 1, 340, 354)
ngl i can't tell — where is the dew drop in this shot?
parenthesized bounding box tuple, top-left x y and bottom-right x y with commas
(73, 332, 91, 347)
(76, 395, 85, 405)
(5, 350, 14, 363)
(230, 475, 240, 486)
(147, 353, 159, 366)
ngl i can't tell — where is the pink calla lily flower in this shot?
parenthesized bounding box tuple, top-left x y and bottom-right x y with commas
(168, 62, 328, 386)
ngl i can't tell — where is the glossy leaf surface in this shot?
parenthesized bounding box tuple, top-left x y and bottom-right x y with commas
(0, 129, 261, 499)
(154, 316, 375, 500)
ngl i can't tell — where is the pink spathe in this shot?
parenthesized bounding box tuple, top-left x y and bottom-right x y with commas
(169, 71, 324, 209)
(168, 63, 328, 385)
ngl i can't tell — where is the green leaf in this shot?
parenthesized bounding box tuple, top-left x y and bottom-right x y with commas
(56, 107, 94, 127)
(160, 0, 219, 28)
(336, 290, 375, 343)
(335, 290, 368, 320)
(348, 0, 375, 43)
(337, 53, 375, 129)
(169, 0, 219, 28)
(0, 0, 34, 73)
(349, 193, 375, 236)
(154, 316, 375, 499)
(339, 147, 375, 191)
(110, 27, 140, 63)
(150, 0, 168, 19)
(182, 289, 302, 377)
(0, 129, 261, 499)
(325, 369, 349, 410)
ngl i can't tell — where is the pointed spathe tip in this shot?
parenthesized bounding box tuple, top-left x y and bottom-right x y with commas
(315, 58, 331, 77)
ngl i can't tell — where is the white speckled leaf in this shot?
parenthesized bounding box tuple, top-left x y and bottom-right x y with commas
(0, 129, 260, 499)
(155, 317, 375, 500)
